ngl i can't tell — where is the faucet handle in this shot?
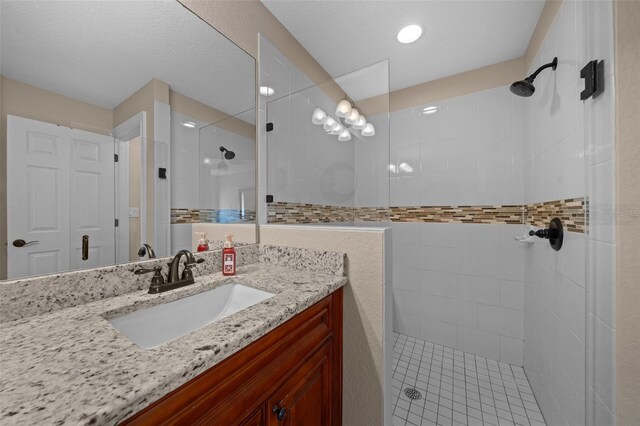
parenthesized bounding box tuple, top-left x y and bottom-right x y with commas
(134, 266, 165, 288)
(134, 266, 162, 275)
(181, 258, 205, 281)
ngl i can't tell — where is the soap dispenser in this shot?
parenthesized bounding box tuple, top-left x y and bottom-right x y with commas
(195, 232, 209, 252)
(222, 234, 236, 276)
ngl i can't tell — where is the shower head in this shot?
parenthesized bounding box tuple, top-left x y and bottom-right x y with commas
(219, 146, 235, 160)
(510, 79, 536, 97)
(510, 57, 558, 97)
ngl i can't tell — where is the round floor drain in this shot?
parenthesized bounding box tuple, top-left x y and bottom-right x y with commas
(404, 387, 422, 400)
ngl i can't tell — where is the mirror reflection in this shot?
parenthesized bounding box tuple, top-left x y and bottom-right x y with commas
(0, 0, 256, 280)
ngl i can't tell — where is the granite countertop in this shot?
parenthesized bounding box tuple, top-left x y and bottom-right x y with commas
(0, 262, 347, 425)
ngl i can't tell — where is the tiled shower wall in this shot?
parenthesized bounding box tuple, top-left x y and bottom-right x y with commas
(522, 1, 616, 425)
(390, 85, 528, 366)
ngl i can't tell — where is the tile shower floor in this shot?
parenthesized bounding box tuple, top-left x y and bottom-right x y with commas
(392, 333, 546, 426)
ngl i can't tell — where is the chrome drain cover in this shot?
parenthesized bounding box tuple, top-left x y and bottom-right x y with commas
(404, 387, 422, 400)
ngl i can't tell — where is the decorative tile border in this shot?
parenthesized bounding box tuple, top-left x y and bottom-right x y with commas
(390, 205, 524, 224)
(171, 208, 255, 224)
(266, 198, 587, 232)
(267, 203, 354, 224)
(525, 197, 586, 233)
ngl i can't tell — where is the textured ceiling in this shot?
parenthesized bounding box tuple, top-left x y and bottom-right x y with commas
(0, 0, 255, 116)
(261, 0, 545, 93)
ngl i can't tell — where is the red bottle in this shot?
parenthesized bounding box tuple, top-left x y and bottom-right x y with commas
(195, 232, 209, 252)
(222, 234, 236, 276)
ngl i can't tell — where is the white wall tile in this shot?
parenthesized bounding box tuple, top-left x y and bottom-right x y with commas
(393, 223, 525, 365)
(436, 297, 478, 328)
(500, 280, 525, 310)
(419, 317, 457, 348)
(478, 305, 524, 339)
(456, 274, 500, 305)
(499, 335, 524, 365)
(457, 326, 501, 360)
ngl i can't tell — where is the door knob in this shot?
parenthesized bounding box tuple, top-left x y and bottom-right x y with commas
(12, 239, 39, 248)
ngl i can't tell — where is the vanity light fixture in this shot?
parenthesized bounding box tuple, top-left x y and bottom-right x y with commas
(422, 106, 438, 114)
(361, 123, 376, 137)
(345, 108, 360, 125)
(336, 99, 352, 118)
(329, 123, 344, 135)
(352, 116, 367, 130)
(312, 108, 327, 125)
(338, 129, 352, 142)
(323, 116, 337, 131)
(181, 121, 197, 128)
(259, 86, 275, 96)
(397, 24, 423, 44)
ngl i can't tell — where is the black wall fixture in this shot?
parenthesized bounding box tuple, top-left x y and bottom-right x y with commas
(529, 218, 564, 251)
(580, 60, 605, 100)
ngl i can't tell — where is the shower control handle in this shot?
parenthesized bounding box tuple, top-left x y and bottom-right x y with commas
(529, 229, 554, 239)
(528, 218, 564, 251)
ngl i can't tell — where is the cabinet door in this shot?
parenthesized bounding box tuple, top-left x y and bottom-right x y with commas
(267, 345, 331, 426)
(240, 405, 266, 426)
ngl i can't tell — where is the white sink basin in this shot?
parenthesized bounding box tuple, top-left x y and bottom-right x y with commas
(108, 283, 274, 349)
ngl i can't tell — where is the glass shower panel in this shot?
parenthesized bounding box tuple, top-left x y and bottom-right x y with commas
(264, 60, 390, 226)
(198, 110, 256, 224)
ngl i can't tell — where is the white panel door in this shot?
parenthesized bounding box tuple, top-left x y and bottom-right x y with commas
(69, 129, 116, 270)
(7, 116, 71, 279)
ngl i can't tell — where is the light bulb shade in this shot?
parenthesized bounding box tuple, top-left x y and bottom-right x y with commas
(323, 116, 336, 130)
(336, 100, 352, 118)
(338, 129, 352, 142)
(345, 108, 360, 125)
(311, 108, 327, 125)
(329, 124, 344, 135)
(352, 116, 367, 130)
(361, 123, 376, 137)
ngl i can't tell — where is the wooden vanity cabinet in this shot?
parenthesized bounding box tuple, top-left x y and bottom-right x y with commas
(122, 288, 343, 426)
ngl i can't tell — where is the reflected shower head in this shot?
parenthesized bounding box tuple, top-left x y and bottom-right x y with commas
(510, 57, 558, 97)
(219, 146, 235, 160)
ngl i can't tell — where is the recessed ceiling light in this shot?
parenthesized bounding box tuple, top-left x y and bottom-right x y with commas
(422, 106, 438, 114)
(182, 121, 196, 128)
(260, 86, 275, 96)
(397, 24, 423, 44)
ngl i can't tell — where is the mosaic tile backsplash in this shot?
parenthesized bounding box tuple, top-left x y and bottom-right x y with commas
(266, 198, 586, 232)
(171, 208, 255, 224)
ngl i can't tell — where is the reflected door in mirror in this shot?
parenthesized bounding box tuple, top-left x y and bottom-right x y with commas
(7, 115, 116, 279)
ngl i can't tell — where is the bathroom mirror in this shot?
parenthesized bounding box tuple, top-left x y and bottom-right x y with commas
(0, 0, 257, 281)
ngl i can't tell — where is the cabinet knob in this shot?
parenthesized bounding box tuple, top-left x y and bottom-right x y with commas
(272, 405, 287, 421)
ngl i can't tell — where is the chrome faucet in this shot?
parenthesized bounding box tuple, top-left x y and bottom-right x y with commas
(137, 244, 156, 259)
(134, 249, 204, 294)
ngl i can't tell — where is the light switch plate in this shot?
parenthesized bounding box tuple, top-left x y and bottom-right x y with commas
(129, 207, 140, 218)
